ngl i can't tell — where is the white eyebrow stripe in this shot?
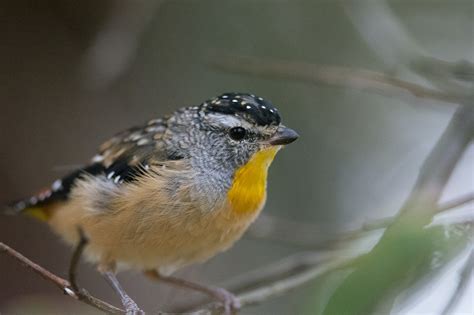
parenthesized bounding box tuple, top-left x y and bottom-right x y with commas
(207, 113, 241, 127)
(206, 113, 253, 129)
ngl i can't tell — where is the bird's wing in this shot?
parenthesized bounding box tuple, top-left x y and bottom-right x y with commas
(7, 117, 172, 215)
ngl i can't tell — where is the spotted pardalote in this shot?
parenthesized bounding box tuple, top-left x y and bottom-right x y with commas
(6, 92, 299, 314)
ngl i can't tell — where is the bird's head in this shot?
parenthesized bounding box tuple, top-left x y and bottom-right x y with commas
(166, 92, 298, 171)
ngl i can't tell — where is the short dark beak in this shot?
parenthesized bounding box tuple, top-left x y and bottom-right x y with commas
(269, 126, 299, 145)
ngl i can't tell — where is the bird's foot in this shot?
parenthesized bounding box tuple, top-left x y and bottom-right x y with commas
(123, 298, 144, 315)
(212, 287, 241, 315)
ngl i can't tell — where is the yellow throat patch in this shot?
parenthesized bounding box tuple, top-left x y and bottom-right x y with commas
(228, 146, 280, 214)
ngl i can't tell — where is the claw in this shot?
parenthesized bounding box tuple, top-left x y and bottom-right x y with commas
(214, 288, 241, 315)
(124, 301, 144, 315)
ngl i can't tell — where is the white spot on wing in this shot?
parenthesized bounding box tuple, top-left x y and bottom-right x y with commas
(130, 134, 142, 141)
(137, 138, 149, 146)
(52, 179, 62, 191)
(92, 154, 104, 163)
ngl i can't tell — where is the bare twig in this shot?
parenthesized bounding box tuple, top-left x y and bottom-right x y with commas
(341, 0, 425, 69)
(81, 1, 165, 89)
(197, 256, 355, 314)
(173, 251, 333, 313)
(411, 57, 474, 95)
(224, 252, 332, 293)
(237, 257, 351, 307)
(75, 288, 124, 315)
(0, 241, 124, 314)
(68, 227, 89, 291)
(352, 191, 474, 235)
(246, 191, 474, 249)
(341, 0, 471, 98)
(441, 250, 474, 315)
(210, 54, 462, 104)
(437, 192, 474, 213)
(397, 106, 474, 221)
(0, 242, 72, 293)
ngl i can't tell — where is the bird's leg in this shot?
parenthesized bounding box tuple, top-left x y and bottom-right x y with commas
(144, 269, 240, 314)
(100, 269, 144, 315)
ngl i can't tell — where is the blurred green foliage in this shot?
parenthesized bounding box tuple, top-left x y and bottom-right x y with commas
(319, 220, 471, 315)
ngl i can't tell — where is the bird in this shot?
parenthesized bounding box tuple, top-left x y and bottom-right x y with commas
(5, 92, 299, 314)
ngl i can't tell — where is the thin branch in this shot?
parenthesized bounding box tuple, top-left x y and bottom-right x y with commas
(438, 192, 474, 213)
(341, 0, 425, 69)
(81, 1, 165, 89)
(197, 256, 355, 314)
(246, 191, 474, 249)
(173, 251, 332, 313)
(69, 227, 89, 291)
(0, 242, 72, 293)
(341, 0, 471, 98)
(238, 257, 350, 307)
(351, 191, 474, 236)
(210, 54, 462, 104)
(65, 228, 125, 314)
(441, 250, 474, 315)
(224, 252, 332, 293)
(75, 288, 124, 315)
(397, 106, 474, 221)
(0, 241, 124, 314)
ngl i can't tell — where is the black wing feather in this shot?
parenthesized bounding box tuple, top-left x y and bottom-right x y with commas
(6, 117, 169, 214)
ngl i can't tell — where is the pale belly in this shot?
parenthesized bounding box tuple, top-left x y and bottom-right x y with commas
(48, 199, 263, 274)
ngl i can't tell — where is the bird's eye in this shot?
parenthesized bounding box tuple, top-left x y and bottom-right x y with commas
(229, 127, 247, 141)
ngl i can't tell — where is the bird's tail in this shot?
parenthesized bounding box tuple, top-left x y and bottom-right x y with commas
(4, 190, 55, 221)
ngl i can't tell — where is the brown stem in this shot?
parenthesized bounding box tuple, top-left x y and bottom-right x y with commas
(68, 227, 89, 291)
(1, 241, 124, 314)
(210, 54, 463, 104)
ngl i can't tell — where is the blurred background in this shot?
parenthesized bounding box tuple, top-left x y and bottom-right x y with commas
(0, 1, 472, 314)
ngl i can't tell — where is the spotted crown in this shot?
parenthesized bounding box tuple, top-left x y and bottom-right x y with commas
(201, 93, 281, 126)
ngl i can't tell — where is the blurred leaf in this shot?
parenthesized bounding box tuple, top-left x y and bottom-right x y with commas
(321, 218, 471, 315)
